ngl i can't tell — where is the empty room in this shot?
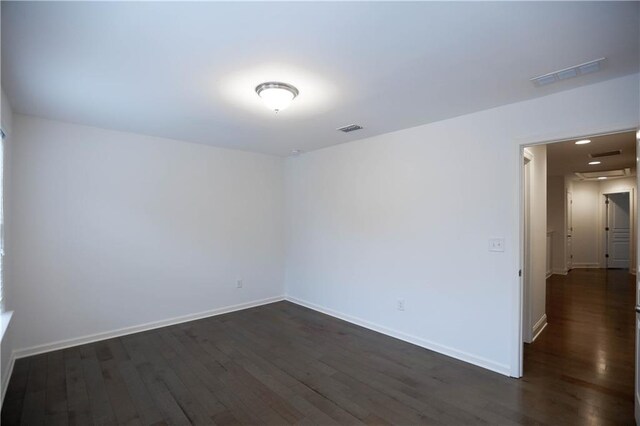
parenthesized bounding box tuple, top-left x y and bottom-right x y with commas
(0, 2, 639, 425)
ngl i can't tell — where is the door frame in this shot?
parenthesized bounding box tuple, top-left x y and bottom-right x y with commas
(514, 127, 638, 378)
(522, 149, 533, 344)
(600, 190, 635, 272)
(566, 190, 573, 272)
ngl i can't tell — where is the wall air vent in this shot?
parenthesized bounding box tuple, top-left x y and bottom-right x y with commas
(530, 57, 605, 87)
(337, 124, 363, 133)
(589, 150, 622, 159)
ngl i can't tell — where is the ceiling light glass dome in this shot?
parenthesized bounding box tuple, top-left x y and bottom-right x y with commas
(255, 82, 299, 112)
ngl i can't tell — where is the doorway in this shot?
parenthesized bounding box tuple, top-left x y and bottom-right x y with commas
(517, 129, 639, 422)
(604, 191, 632, 269)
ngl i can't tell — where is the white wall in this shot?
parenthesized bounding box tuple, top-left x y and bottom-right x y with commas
(600, 176, 638, 195)
(285, 73, 639, 375)
(571, 180, 601, 267)
(526, 144, 547, 342)
(7, 115, 285, 354)
(547, 176, 566, 274)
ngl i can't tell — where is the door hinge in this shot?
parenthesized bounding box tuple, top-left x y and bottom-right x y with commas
(605, 254, 609, 258)
(605, 227, 610, 231)
(519, 269, 522, 277)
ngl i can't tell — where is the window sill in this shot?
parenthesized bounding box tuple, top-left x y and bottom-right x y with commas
(0, 310, 13, 343)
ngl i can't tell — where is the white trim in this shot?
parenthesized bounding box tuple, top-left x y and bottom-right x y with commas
(551, 268, 568, 275)
(531, 314, 548, 342)
(1, 352, 15, 408)
(285, 295, 511, 376)
(571, 263, 601, 269)
(545, 232, 553, 279)
(12, 295, 284, 360)
(545, 271, 552, 279)
(523, 148, 533, 163)
(513, 144, 526, 377)
(0, 310, 13, 343)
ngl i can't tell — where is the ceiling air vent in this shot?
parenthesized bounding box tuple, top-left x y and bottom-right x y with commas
(531, 57, 605, 87)
(589, 150, 622, 159)
(337, 124, 363, 133)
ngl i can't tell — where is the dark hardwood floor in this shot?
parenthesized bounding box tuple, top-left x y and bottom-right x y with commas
(523, 268, 636, 425)
(1, 268, 636, 425)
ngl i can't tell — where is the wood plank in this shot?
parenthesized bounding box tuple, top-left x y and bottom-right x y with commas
(20, 353, 47, 426)
(63, 347, 93, 426)
(45, 350, 68, 426)
(1, 358, 31, 426)
(120, 334, 196, 426)
(79, 345, 118, 425)
(94, 339, 142, 426)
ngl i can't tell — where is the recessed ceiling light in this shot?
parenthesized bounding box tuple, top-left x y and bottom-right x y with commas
(255, 82, 299, 113)
(598, 176, 607, 180)
(588, 161, 601, 165)
(575, 139, 591, 145)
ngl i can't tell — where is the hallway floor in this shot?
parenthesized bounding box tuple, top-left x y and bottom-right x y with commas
(524, 268, 636, 424)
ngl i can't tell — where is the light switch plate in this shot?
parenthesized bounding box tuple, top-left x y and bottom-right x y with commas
(489, 238, 505, 252)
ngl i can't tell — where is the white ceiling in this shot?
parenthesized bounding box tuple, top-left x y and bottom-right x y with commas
(2, 2, 639, 156)
(547, 131, 637, 178)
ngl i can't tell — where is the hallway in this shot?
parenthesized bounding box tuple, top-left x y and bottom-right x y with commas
(524, 268, 636, 424)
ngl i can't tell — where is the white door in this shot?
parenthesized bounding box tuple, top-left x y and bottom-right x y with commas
(566, 191, 573, 271)
(605, 193, 630, 269)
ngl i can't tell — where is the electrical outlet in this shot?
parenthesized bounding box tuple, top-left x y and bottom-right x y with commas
(236, 279, 243, 288)
(397, 298, 405, 311)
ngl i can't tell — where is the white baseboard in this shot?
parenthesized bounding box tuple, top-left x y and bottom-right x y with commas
(12, 295, 285, 360)
(571, 263, 601, 269)
(545, 271, 552, 279)
(552, 268, 568, 275)
(531, 314, 548, 342)
(0, 352, 16, 409)
(284, 296, 511, 377)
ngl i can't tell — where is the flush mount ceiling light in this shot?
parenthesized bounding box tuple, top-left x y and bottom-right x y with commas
(575, 139, 591, 145)
(255, 82, 299, 113)
(588, 161, 601, 165)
